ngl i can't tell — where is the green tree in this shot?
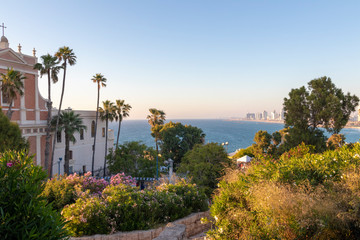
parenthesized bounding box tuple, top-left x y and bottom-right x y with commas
(0, 68, 25, 120)
(159, 121, 205, 169)
(99, 100, 116, 176)
(34, 54, 60, 174)
(51, 47, 77, 178)
(283, 76, 359, 151)
(0, 108, 28, 152)
(114, 99, 132, 150)
(252, 130, 272, 156)
(51, 110, 86, 175)
(147, 108, 166, 179)
(177, 143, 232, 196)
(107, 141, 159, 177)
(91, 73, 107, 176)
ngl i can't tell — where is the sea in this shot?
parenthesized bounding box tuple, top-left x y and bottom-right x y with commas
(109, 119, 360, 153)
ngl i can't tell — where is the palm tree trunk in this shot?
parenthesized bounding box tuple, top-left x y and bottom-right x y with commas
(116, 120, 122, 150)
(64, 134, 70, 175)
(6, 99, 13, 120)
(50, 62, 67, 178)
(91, 85, 100, 176)
(103, 118, 108, 177)
(44, 73, 51, 176)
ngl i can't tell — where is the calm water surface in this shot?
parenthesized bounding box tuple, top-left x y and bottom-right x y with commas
(109, 120, 360, 153)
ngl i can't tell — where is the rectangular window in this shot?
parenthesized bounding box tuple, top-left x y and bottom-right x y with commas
(83, 165, 86, 173)
(80, 129, 84, 140)
(102, 127, 105, 137)
(57, 131, 61, 143)
(68, 150, 73, 160)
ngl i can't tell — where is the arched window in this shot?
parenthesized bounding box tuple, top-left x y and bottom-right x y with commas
(91, 121, 95, 137)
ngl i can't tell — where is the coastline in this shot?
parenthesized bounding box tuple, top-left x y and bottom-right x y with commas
(227, 118, 360, 129)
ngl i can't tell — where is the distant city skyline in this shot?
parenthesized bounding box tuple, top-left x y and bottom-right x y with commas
(2, 1, 360, 119)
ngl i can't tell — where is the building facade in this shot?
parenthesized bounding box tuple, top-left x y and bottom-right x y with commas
(0, 34, 113, 176)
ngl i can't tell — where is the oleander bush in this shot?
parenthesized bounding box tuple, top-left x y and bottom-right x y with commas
(208, 143, 360, 239)
(0, 151, 68, 240)
(42, 172, 135, 211)
(62, 180, 208, 237)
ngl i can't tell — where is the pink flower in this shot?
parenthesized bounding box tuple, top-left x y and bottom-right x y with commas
(6, 162, 13, 167)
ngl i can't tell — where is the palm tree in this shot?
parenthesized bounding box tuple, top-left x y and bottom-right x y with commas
(34, 54, 60, 174)
(99, 100, 116, 176)
(50, 47, 77, 178)
(114, 99, 132, 150)
(147, 108, 166, 179)
(91, 73, 107, 176)
(0, 68, 25, 120)
(51, 110, 86, 175)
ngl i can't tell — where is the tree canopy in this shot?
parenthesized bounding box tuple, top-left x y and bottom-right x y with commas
(177, 143, 232, 196)
(283, 76, 359, 151)
(159, 121, 205, 169)
(107, 141, 160, 178)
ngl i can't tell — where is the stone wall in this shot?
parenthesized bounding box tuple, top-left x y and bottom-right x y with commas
(70, 210, 211, 240)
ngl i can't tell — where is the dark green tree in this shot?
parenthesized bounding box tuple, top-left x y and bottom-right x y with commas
(107, 141, 160, 177)
(114, 99, 132, 150)
(177, 143, 232, 196)
(34, 54, 60, 174)
(51, 46, 77, 178)
(283, 76, 359, 151)
(91, 73, 107, 176)
(159, 121, 205, 169)
(51, 111, 86, 175)
(99, 100, 116, 176)
(252, 130, 272, 156)
(0, 108, 28, 152)
(147, 108, 166, 179)
(0, 68, 25, 120)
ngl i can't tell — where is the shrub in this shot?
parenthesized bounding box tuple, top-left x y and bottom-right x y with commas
(0, 151, 68, 240)
(42, 172, 134, 211)
(62, 180, 208, 236)
(209, 143, 360, 239)
(61, 196, 109, 237)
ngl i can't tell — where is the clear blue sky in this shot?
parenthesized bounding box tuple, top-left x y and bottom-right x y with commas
(2, 1, 360, 119)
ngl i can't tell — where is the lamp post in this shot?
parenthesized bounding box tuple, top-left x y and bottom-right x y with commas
(168, 158, 173, 184)
(58, 157, 63, 175)
(222, 142, 229, 153)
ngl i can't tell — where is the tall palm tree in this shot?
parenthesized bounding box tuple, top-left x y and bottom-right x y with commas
(34, 54, 60, 174)
(0, 68, 25, 120)
(114, 99, 132, 150)
(51, 110, 86, 175)
(147, 108, 166, 179)
(50, 47, 77, 178)
(99, 100, 116, 176)
(91, 73, 107, 176)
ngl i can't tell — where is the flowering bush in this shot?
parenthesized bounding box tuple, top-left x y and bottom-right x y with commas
(0, 151, 68, 239)
(42, 172, 134, 211)
(62, 180, 208, 236)
(110, 172, 137, 186)
(61, 196, 109, 237)
(209, 143, 360, 239)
